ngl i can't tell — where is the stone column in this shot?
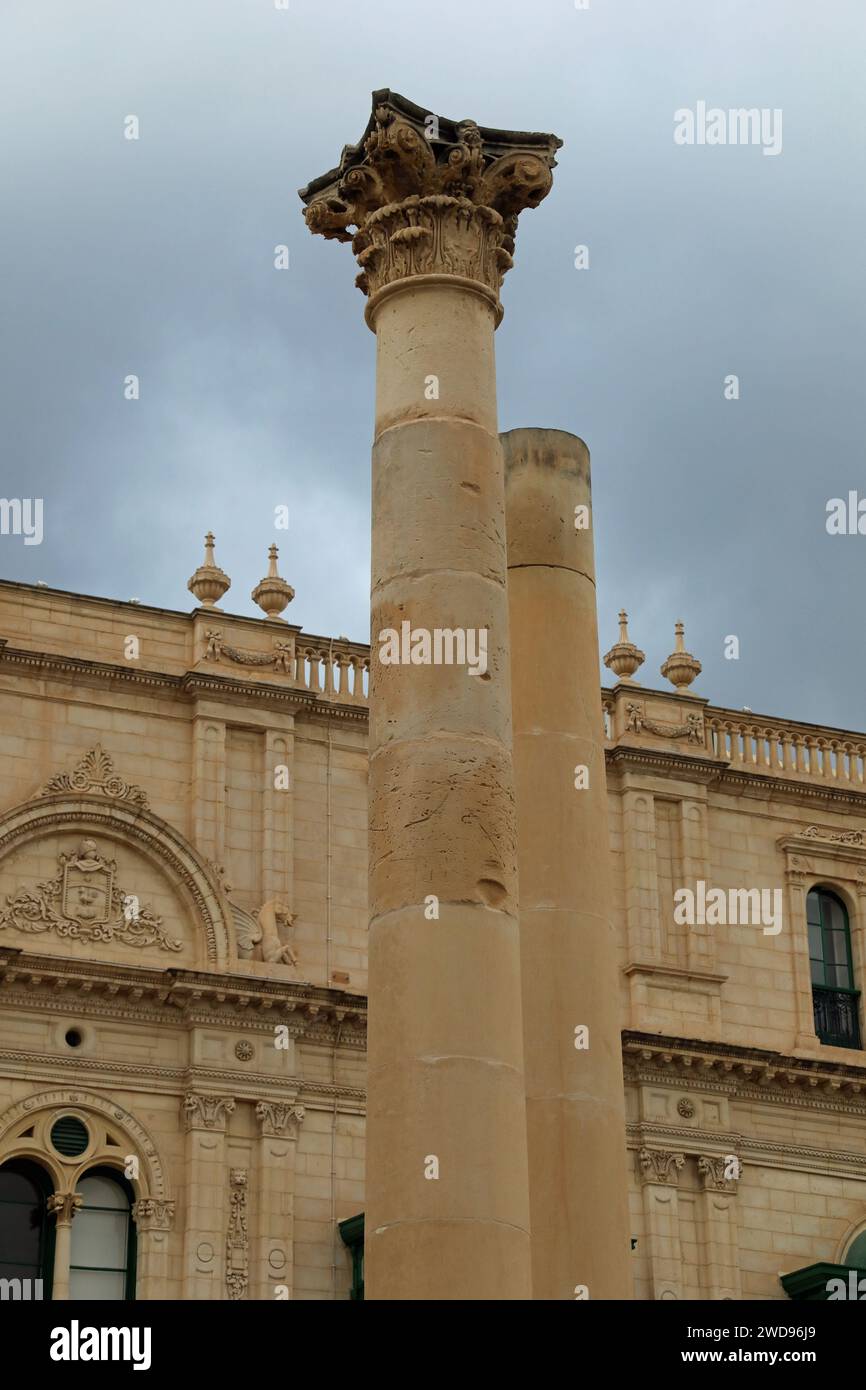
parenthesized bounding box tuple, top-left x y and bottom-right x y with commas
(503, 428, 631, 1299)
(47, 1191, 82, 1300)
(301, 90, 561, 1300)
(253, 1100, 304, 1300)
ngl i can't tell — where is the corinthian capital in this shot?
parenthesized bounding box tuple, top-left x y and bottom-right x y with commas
(255, 1099, 305, 1140)
(183, 1092, 235, 1132)
(638, 1147, 685, 1186)
(299, 88, 561, 314)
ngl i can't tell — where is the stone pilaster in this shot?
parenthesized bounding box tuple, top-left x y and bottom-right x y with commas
(301, 89, 561, 1300)
(252, 1099, 305, 1300)
(131, 1198, 176, 1300)
(503, 428, 631, 1299)
(262, 725, 294, 905)
(697, 1154, 742, 1299)
(637, 1147, 685, 1300)
(192, 716, 227, 864)
(181, 1092, 235, 1299)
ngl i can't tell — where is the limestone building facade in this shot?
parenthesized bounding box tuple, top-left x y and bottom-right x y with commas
(0, 563, 865, 1300)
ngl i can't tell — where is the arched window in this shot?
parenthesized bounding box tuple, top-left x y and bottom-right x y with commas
(69, 1168, 136, 1300)
(846, 1230, 866, 1268)
(0, 1159, 55, 1297)
(807, 887, 861, 1049)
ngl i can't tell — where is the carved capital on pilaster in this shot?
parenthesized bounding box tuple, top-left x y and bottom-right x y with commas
(638, 1147, 685, 1186)
(183, 1092, 235, 1132)
(300, 89, 561, 313)
(131, 1198, 176, 1231)
(255, 1099, 305, 1140)
(697, 1155, 741, 1194)
(47, 1192, 83, 1224)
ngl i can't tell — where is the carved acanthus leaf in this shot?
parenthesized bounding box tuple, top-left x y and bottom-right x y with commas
(300, 89, 561, 302)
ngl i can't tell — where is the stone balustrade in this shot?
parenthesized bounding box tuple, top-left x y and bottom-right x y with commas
(601, 682, 866, 791)
(291, 637, 370, 704)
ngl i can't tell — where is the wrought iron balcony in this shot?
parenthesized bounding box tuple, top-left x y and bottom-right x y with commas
(812, 986, 862, 1050)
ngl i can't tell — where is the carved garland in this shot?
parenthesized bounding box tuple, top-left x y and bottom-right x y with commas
(801, 825, 865, 847)
(204, 630, 293, 672)
(626, 702, 704, 744)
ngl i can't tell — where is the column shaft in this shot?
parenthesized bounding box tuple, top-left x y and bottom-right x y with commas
(366, 283, 531, 1300)
(503, 427, 632, 1299)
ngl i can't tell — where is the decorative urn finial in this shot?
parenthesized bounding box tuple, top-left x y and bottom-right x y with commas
(661, 620, 702, 691)
(603, 609, 645, 683)
(252, 544, 295, 620)
(188, 532, 231, 609)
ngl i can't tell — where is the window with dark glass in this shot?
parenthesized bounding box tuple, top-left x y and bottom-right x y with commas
(68, 1168, 136, 1300)
(807, 887, 861, 1049)
(0, 1159, 55, 1296)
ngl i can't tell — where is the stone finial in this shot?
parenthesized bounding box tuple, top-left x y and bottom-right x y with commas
(251, 543, 295, 620)
(661, 620, 702, 691)
(299, 89, 562, 321)
(188, 532, 231, 609)
(603, 609, 645, 683)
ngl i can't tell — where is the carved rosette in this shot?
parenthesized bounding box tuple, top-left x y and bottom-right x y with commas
(300, 90, 561, 316)
(638, 1147, 685, 1186)
(255, 1100, 305, 1141)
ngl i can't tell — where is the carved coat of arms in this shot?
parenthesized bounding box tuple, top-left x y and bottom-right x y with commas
(0, 839, 182, 952)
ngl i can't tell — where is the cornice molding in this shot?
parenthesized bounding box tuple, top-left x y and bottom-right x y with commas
(628, 1121, 866, 1177)
(0, 644, 369, 724)
(623, 1032, 866, 1114)
(0, 948, 367, 1039)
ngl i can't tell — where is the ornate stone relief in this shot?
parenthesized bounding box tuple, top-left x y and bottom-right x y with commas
(626, 702, 703, 745)
(131, 1198, 176, 1231)
(182, 1093, 235, 1132)
(204, 630, 293, 672)
(697, 1155, 740, 1194)
(226, 1168, 249, 1301)
(0, 839, 182, 952)
(40, 745, 148, 808)
(300, 90, 561, 306)
(255, 1100, 305, 1141)
(638, 1147, 685, 1185)
(47, 1192, 83, 1223)
(801, 825, 865, 847)
(232, 898, 299, 967)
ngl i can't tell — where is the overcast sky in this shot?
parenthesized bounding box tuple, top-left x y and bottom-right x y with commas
(1, 0, 864, 729)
